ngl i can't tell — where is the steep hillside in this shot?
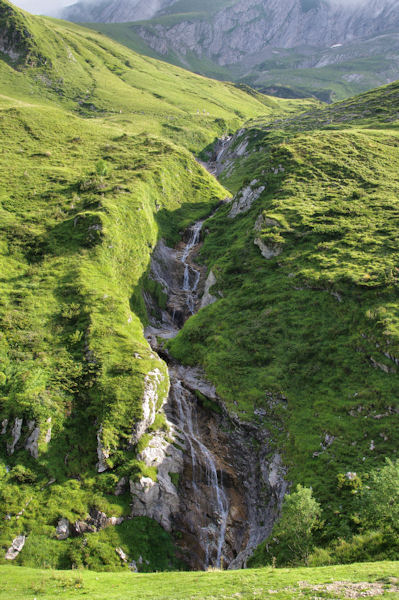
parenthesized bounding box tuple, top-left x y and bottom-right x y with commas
(169, 80, 399, 559)
(0, 0, 311, 572)
(83, 0, 399, 101)
(1, 0, 399, 577)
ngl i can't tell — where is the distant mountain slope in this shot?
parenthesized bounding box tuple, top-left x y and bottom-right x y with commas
(81, 0, 399, 101)
(63, 0, 177, 23)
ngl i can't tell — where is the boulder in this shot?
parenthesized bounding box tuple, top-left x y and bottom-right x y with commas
(56, 518, 70, 540)
(5, 535, 25, 560)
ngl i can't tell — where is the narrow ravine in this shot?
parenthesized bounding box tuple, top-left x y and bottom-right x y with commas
(144, 216, 232, 568)
(139, 150, 288, 570)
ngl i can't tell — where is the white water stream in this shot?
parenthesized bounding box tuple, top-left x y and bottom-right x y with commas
(146, 217, 230, 568)
(176, 221, 229, 567)
(181, 221, 203, 315)
(172, 379, 229, 568)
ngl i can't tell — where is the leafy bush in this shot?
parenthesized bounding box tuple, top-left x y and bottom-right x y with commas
(360, 459, 399, 534)
(249, 485, 322, 567)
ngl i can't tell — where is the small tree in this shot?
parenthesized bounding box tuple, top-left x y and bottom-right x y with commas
(272, 484, 322, 565)
(360, 459, 399, 534)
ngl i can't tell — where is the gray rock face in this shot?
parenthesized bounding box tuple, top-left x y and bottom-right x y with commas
(5, 535, 25, 560)
(254, 237, 282, 259)
(7, 418, 23, 455)
(135, 216, 288, 570)
(96, 426, 110, 473)
(56, 518, 70, 540)
(131, 0, 399, 68)
(130, 425, 184, 531)
(25, 423, 40, 459)
(200, 270, 217, 309)
(229, 182, 266, 218)
(63, 0, 176, 23)
(130, 369, 167, 445)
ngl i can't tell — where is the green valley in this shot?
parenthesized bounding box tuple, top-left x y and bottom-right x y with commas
(0, 0, 399, 585)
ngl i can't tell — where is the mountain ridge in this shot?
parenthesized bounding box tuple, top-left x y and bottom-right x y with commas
(75, 0, 399, 101)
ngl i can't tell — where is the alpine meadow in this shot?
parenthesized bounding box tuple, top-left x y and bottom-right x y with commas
(1, 0, 399, 598)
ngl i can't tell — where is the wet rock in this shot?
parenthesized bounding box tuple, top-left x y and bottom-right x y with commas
(1, 419, 8, 435)
(5, 535, 25, 560)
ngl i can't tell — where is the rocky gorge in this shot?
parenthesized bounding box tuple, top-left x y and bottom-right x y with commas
(131, 194, 288, 569)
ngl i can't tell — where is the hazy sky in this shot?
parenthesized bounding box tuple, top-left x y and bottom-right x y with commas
(11, 0, 72, 15)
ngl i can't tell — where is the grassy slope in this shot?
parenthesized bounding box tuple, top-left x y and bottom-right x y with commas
(0, 0, 311, 572)
(169, 81, 399, 545)
(0, 561, 399, 599)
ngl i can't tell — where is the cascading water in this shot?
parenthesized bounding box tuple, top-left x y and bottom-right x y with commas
(144, 216, 231, 568)
(172, 378, 229, 568)
(181, 221, 203, 315)
(174, 221, 229, 567)
(141, 151, 288, 571)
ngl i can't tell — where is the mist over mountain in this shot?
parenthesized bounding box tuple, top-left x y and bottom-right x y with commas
(62, 0, 175, 22)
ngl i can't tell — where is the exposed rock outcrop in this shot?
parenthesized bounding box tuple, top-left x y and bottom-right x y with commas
(96, 426, 110, 473)
(56, 518, 70, 540)
(5, 535, 25, 560)
(25, 422, 40, 459)
(200, 270, 218, 309)
(130, 426, 183, 531)
(131, 369, 167, 445)
(229, 182, 266, 218)
(254, 237, 282, 259)
(7, 417, 23, 455)
(131, 0, 399, 68)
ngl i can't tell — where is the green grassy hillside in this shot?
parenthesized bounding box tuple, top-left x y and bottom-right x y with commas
(0, 0, 311, 572)
(1, 561, 399, 599)
(1, 0, 399, 577)
(169, 81, 399, 560)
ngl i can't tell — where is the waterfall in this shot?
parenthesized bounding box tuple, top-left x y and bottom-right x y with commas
(181, 221, 203, 315)
(145, 217, 231, 568)
(172, 378, 229, 568)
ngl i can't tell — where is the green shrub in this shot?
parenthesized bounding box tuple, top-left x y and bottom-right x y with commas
(249, 485, 322, 567)
(308, 530, 399, 566)
(95, 159, 108, 177)
(360, 459, 399, 533)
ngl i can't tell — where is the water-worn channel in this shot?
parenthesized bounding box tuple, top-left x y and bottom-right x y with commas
(140, 159, 288, 569)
